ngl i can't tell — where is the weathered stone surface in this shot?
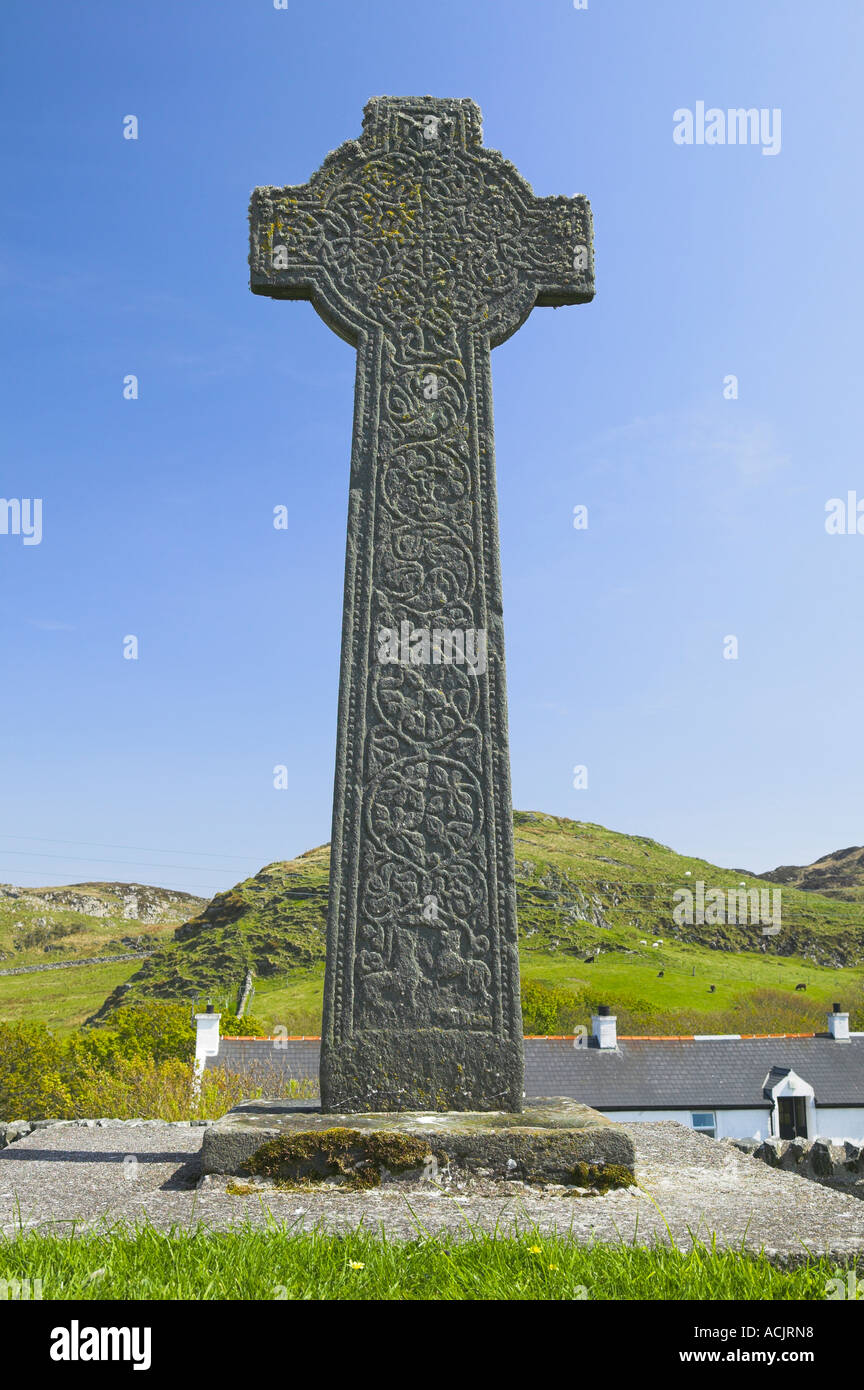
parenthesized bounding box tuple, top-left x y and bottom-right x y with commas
(780, 1136, 807, 1170)
(249, 97, 593, 1112)
(809, 1140, 834, 1177)
(10, 1121, 864, 1258)
(843, 1141, 864, 1175)
(200, 1097, 629, 1181)
(754, 1138, 783, 1167)
(2, 1121, 31, 1146)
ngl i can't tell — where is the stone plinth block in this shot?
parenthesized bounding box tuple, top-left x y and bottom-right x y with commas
(200, 1097, 633, 1187)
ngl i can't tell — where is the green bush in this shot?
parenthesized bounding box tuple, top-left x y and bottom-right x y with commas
(218, 1012, 269, 1037)
(0, 1022, 72, 1117)
(89, 1000, 195, 1062)
(0, 1004, 195, 1120)
(521, 980, 585, 1034)
(0, 1015, 315, 1122)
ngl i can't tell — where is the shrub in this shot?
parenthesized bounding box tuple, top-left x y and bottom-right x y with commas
(67, 1057, 316, 1121)
(521, 980, 585, 1035)
(87, 1000, 196, 1062)
(0, 1022, 72, 1118)
(0, 1017, 316, 1122)
(219, 1012, 269, 1037)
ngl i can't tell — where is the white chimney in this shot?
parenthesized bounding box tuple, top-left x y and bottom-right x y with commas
(828, 1003, 850, 1042)
(591, 1005, 618, 1050)
(193, 1003, 221, 1088)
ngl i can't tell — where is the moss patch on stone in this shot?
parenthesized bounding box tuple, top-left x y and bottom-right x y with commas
(571, 1162, 635, 1193)
(244, 1126, 435, 1192)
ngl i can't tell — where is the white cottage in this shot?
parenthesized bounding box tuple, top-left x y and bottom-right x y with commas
(200, 1005, 864, 1143)
(523, 1005, 864, 1143)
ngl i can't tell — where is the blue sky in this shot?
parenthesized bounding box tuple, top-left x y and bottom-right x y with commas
(1, 0, 862, 897)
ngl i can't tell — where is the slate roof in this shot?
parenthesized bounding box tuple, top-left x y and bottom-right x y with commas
(214, 1037, 319, 1083)
(212, 1035, 864, 1110)
(523, 1036, 864, 1109)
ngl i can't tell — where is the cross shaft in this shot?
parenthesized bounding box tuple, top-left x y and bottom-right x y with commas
(249, 97, 594, 1111)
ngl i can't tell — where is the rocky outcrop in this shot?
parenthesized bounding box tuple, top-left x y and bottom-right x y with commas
(0, 882, 206, 924)
(759, 845, 864, 903)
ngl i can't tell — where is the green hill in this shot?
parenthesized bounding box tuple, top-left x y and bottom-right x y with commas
(0, 882, 208, 1032)
(86, 814, 864, 1035)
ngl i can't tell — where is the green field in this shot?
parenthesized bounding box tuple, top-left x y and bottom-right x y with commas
(9, 934, 853, 1041)
(519, 942, 864, 1033)
(250, 966, 326, 1034)
(0, 961, 143, 1034)
(240, 943, 864, 1038)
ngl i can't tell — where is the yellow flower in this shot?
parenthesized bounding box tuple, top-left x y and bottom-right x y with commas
(528, 1245, 542, 1254)
(548, 1264, 559, 1271)
(348, 1261, 365, 1270)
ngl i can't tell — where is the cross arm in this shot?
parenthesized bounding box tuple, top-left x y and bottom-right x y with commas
(249, 147, 380, 345)
(248, 181, 331, 300)
(521, 192, 595, 309)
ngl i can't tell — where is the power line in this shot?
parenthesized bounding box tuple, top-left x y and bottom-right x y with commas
(0, 834, 781, 893)
(0, 872, 224, 893)
(0, 833, 261, 862)
(0, 867, 222, 883)
(0, 849, 259, 874)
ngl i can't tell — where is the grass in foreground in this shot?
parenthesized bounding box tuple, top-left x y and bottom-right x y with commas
(0, 1225, 852, 1301)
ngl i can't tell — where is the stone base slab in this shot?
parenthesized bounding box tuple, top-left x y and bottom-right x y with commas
(200, 1096, 635, 1186)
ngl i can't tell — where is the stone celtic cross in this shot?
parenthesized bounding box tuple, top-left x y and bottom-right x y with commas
(249, 97, 593, 1112)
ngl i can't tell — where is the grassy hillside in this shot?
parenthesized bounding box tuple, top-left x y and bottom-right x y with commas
(0, 882, 207, 1033)
(87, 846, 330, 1025)
(0, 960, 146, 1033)
(86, 814, 864, 1035)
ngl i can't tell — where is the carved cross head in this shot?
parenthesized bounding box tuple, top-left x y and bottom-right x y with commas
(249, 96, 594, 350)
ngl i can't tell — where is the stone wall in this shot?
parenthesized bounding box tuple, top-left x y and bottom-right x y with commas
(0, 1118, 214, 1149)
(728, 1135, 864, 1197)
(0, 951, 154, 978)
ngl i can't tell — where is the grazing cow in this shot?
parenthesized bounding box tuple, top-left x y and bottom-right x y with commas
(795, 982, 807, 992)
